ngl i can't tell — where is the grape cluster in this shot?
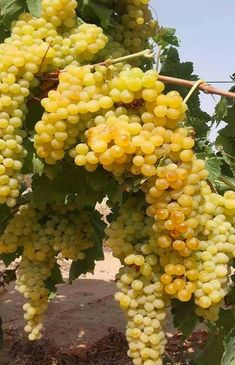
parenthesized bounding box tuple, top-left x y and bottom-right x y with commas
(106, 197, 167, 365)
(35, 66, 187, 166)
(0, 202, 95, 338)
(110, 0, 158, 54)
(16, 255, 55, 341)
(0, 0, 110, 206)
(0, 12, 59, 206)
(41, 0, 77, 29)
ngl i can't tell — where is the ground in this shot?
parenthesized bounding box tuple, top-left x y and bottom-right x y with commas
(0, 252, 207, 365)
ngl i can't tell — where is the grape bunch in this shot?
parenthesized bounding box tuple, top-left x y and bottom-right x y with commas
(0, 24, 55, 206)
(35, 65, 187, 166)
(110, 0, 158, 54)
(106, 197, 167, 365)
(0, 0, 110, 206)
(0, 202, 96, 339)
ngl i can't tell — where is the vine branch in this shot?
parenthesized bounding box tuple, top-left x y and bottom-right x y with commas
(158, 75, 235, 99)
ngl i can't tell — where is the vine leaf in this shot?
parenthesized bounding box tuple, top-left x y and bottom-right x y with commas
(205, 157, 222, 182)
(171, 299, 198, 338)
(25, 102, 44, 131)
(26, 0, 41, 17)
(3, 269, 17, 284)
(194, 309, 235, 365)
(22, 140, 43, 175)
(69, 211, 105, 283)
(152, 27, 180, 49)
(0, 0, 26, 29)
(77, 0, 113, 28)
(0, 248, 23, 266)
(194, 328, 225, 365)
(0, 22, 10, 41)
(213, 97, 228, 125)
(222, 330, 235, 365)
(32, 166, 121, 208)
(45, 262, 64, 295)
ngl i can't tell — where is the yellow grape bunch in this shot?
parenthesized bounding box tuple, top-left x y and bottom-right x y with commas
(106, 197, 168, 365)
(34, 65, 187, 166)
(0, 202, 96, 340)
(0, 0, 108, 206)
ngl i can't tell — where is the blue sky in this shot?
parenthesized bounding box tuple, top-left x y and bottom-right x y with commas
(151, 0, 235, 114)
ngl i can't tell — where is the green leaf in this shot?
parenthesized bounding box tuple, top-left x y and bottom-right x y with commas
(21, 137, 43, 176)
(0, 23, 10, 41)
(77, 0, 113, 28)
(26, 0, 41, 17)
(0, 316, 3, 350)
(45, 262, 64, 294)
(195, 310, 235, 365)
(222, 330, 235, 365)
(69, 242, 104, 283)
(1, 0, 26, 29)
(171, 299, 198, 338)
(0, 204, 12, 235)
(216, 309, 235, 335)
(69, 211, 104, 283)
(32, 166, 119, 208)
(194, 329, 225, 365)
(152, 27, 179, 49)
(205, 157, 222, 182)
(2, 269, 17, 284)
(25, 101, 44, 131)
(213, 97, 228, 125)
(220, 124, 235, 138)
(90, 210, 106, 249)
(0, 247, 23, 266)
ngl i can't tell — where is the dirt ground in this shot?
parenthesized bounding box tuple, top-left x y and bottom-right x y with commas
(0, 252, 207, 365)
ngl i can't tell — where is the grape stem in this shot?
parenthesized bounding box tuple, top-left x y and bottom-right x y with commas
(156, 46, 162, 72)
(183, 79, 205, 103)
(91, 49, 154, 68)
(158, 75, 235, 99)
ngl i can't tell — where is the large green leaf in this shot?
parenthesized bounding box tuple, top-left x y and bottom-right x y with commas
(195, 310, 235, 365)
(152, 27, 180, 49)
(25, 102, 44, 131)
(171, 299, 198, 338)
(220, 124, 235, 138)
(213, 97, 229, 125)
(194, 327, 225, 365)
(222, 329, 235, 365)
(26, 0, 41, 17)
(32, 166, 121, 208)
(45, 262, 64, 294)
(0, 22, 10, 41)
(0, 0, 26, 28)
(69, 239, 104, 283)
(69, 210, 105, 283)
(76, 0, 113, 28)
(205, 157, 222, 182)
(0, 247, 23, 266)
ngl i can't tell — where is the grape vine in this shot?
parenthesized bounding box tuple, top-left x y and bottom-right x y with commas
(0, 1, 234, 365)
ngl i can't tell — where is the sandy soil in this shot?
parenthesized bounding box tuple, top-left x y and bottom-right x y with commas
(0, 252, 125, 348)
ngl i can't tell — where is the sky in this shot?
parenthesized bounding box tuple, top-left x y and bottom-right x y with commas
(151, 0, 235, 114)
